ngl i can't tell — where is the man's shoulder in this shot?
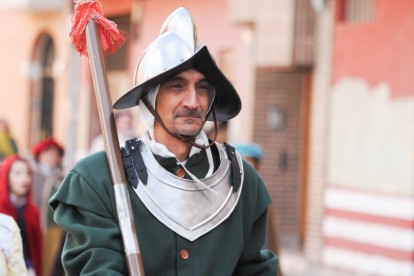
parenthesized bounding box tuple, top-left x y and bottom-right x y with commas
(241, 158, 259, 178)
(239, 158, 272, 218)
(72, 150, 109, 179)
(214, 141, 263, 188)
(59, 150, 112, 200)
(75, 150, 107, 167)
(239, 158, 264, 193)
(50, 150, 115, 216)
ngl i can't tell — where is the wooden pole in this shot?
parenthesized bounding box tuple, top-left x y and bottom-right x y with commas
(85, 21, 145, 276)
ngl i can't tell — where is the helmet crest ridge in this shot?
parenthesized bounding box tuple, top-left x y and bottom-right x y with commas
(160, 7, 197, 52)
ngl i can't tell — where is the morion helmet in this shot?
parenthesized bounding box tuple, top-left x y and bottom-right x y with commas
(113, 7, 241, 121)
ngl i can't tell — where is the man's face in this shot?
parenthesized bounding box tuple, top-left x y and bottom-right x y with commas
(156, 69, 210, 136)
(38, 146, 61, 169)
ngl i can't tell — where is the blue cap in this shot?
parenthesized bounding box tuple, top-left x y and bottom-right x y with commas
(232, 142, 263, 160)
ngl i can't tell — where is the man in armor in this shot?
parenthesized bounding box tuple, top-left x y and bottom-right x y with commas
(50, 8, 278, 275)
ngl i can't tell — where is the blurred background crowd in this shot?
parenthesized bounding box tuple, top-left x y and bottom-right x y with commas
(0, 0, 413, 275)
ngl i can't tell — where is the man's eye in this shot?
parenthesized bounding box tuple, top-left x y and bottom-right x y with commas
(171, 83, 182, 88)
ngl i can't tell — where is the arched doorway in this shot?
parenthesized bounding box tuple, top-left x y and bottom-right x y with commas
(29, 34, 55, 145)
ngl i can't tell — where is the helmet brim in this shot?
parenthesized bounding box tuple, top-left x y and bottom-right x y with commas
(112, 46, 242, 121)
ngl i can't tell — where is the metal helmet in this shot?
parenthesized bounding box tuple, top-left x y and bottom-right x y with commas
(113, 7, 241, 121)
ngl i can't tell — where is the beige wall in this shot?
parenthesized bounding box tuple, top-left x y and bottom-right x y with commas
(329, 78, 414, 196)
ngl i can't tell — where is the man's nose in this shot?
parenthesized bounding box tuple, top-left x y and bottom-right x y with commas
(182, 87, 200, 109)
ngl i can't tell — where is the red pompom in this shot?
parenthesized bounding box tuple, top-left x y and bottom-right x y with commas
(69, 0, 125, 56)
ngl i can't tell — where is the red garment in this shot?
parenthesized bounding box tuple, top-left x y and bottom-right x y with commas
(31, 137, 64, 158)
(0, 155, 42, 276)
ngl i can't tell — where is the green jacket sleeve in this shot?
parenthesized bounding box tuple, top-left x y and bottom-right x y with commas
(50, 169, 128, 275)
(233, 160, 279, 276)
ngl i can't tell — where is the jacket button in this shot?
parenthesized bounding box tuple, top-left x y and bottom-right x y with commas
(176, 168, 186, 178)
(180, 249, 189, 260)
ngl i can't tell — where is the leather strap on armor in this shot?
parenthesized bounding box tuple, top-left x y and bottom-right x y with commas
(223, 142, 242, 192)
(122, 139, 148, 188)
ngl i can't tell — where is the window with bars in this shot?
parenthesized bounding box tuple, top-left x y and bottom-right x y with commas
(343, 0, 375, 23)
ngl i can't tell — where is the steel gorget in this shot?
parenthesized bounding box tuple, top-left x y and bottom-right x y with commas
(123, 139, 244, 241)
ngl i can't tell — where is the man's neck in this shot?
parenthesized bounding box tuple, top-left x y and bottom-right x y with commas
(152, 125, 192, 162)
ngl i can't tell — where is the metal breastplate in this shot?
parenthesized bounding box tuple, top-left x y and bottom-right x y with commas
(127, 140, 244, 241)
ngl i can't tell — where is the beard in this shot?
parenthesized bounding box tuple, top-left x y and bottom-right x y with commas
(169, 108, 205, 137)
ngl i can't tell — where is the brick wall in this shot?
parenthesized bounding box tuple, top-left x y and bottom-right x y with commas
(252, 0, 334, 259)
(253, 68, 306, 249)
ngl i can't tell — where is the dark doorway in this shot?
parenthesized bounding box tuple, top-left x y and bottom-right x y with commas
(30, 34, 55, 145)
(253, 68, 311, 250)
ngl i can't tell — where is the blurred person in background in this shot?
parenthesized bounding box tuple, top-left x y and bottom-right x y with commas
(233, 142, 283, 276)
(0, 120, 18, 164)
(29, 138, 64, 276)
(0, 213, 27, 276)
(0, 156, 42, 276)
(89, 111, 135, 154)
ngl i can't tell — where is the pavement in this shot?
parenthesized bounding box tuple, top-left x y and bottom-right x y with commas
(279, 249, 365, 276)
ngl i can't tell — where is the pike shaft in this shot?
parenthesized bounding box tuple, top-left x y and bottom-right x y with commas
(85, 21, 145, 276)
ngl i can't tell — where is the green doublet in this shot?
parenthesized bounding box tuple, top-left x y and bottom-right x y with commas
(50, 148, 278, 275)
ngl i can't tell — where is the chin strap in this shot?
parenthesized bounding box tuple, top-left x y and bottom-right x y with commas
(141, 97, 218, 149)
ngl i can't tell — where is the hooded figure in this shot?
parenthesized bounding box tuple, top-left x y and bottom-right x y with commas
(29, 138, 65, 276)
(50, 7, 278, 275)
(30, 138, 64, 211)
(0, 155, 42, 276)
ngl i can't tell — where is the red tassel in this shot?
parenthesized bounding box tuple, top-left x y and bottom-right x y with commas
(69, 0, 125, 56)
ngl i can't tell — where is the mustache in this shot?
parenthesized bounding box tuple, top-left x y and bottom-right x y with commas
(173, 108, 203, 119)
